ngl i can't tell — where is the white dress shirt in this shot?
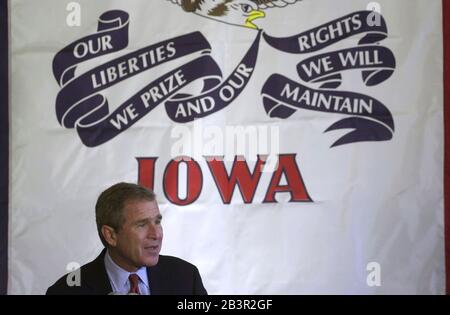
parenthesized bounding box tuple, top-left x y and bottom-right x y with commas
(104, 250, 150, 295)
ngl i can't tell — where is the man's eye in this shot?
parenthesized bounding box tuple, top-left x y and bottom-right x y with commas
(241, 4, 252, 13)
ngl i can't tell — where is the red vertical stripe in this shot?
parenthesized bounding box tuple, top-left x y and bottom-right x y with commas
(443, 0, 450, 295)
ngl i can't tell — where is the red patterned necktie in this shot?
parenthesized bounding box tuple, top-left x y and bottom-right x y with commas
(128, 274, 140, 295)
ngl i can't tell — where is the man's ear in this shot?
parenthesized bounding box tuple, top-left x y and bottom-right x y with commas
(101, 225, 117, 247)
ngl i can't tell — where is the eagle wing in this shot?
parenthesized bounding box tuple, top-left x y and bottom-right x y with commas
(250, 0, 302, 9)
(167, 0, 183, 5)
(166, 0, 302, 10)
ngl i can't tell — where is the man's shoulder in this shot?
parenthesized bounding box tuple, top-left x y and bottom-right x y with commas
(45, 262, 91, 295)
(156, 255, 199, 271)
(149, 255, 207, 295)
(150, 254, 202, 280)
(46, 252, 108, 295)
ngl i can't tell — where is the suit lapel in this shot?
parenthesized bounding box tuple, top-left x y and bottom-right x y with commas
(82, 249, 113, 294)
(147, 266, 161, 295)
(81, 251, 167, 294)
(147, 256, 164, 295)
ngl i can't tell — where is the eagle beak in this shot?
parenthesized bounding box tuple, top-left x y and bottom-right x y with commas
(245, 10, 265, 29)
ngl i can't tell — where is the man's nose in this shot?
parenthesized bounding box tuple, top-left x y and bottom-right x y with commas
(147, 224, 162, 239)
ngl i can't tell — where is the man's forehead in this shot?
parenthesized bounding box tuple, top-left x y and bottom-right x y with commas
(123, 199, 160, 214)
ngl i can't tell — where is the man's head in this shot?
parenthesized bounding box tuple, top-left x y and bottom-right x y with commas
(95, 182, 163, 271)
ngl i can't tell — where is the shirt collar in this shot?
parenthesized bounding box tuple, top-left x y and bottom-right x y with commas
(104, 249, 150, 292)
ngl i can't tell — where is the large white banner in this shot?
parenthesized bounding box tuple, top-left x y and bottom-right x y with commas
(9, 0, 444, 294)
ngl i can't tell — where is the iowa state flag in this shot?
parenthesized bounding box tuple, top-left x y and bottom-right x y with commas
(0, 0, 448, 294)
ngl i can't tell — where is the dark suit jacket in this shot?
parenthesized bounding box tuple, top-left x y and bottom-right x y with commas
(46, 249, 207, 295)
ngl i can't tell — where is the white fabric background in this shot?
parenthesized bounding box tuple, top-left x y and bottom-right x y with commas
(9, 0, 444, 294)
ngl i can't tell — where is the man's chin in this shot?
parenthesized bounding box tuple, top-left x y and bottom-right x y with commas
(143, 254, 159, 267)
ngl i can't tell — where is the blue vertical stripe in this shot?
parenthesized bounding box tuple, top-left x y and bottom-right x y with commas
(0, 0, 9, 295)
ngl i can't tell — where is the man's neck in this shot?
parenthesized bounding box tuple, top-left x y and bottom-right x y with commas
(106, 248, 139, 272)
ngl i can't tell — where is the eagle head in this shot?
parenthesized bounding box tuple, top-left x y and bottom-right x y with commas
(181, 0, 265, 29)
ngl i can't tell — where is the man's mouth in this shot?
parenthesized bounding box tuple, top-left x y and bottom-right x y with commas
(145, 245, 159, 253)
(245, 10, 265, 29)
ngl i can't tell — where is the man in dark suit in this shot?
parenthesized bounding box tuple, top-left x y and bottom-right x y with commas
(46, 182, 207, 295)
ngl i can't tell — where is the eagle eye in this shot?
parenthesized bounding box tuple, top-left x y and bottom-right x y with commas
(241, 4, 252, 13)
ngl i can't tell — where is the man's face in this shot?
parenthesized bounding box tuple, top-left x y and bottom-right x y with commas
(108, 199, 163, 271)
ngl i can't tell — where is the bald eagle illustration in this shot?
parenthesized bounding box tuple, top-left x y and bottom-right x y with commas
(167, 0, 302, 29)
